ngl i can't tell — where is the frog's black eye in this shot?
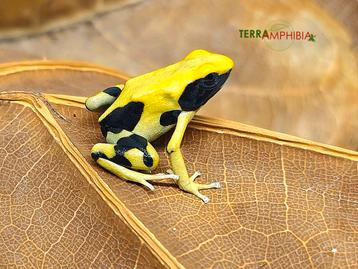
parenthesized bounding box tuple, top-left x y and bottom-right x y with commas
(205, 73, 216, 80)
(203, 73, 218, 87)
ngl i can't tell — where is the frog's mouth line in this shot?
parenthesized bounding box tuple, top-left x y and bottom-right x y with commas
(178, 69, 232, 111)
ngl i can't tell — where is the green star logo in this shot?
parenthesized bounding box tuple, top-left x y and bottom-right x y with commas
(308, 34, 316, 42)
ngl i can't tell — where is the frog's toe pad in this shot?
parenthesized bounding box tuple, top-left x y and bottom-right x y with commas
(211, 182, 221, 189)
(201, 195, 210, 204)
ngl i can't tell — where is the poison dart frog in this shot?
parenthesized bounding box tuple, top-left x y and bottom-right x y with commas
(85, 49, 234, 203)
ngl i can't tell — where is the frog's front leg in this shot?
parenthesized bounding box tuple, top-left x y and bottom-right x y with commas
(91, 131, 178, 190)
(85, 84, 123, 111)
(167, 111, 221, 203)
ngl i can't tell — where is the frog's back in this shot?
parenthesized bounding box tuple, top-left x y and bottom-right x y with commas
(98, 75, 182, 141)
(102, 61, 193, 141)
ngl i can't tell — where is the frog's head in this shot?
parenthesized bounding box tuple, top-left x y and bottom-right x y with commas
(179, 49, 234, 111)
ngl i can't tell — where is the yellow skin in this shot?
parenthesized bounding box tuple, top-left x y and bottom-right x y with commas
(86, 49, 234, 203)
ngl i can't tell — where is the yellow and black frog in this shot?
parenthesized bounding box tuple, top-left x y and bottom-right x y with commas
(85, 49, 234, 203)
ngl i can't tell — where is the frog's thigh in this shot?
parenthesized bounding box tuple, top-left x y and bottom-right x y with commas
(90, 135, 177, 190)
(92, 133, 158, 171)
(85, 84, 123, 111)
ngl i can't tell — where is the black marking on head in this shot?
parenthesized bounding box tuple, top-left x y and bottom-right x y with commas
(103, 86, 122, 97)
(100, 102, 144, 135)
(160, 110, 181, 126)
(178, 70, 231, 111)
(115, 134, 153, 168)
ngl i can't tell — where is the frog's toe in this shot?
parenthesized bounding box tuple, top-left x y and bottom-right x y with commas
(209, 182, 221, 189)
(202, 195, 210, 204)
(166, 169, 174, 174)
(191, 188, 210, 203)
(165, 169, 180, 181)
(189, 171, 202, 181)
(196, 181, 221, 190)
(146, 172, 179, 182)
(169, 174, 180, 180)
(142, 181, 155, 191)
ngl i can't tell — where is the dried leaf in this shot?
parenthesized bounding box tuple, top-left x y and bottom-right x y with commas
(0, 62, 357, 268)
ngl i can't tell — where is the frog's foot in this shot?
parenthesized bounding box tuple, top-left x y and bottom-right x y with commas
(179, 175, 221, 204)
(95, 157, 179, 191)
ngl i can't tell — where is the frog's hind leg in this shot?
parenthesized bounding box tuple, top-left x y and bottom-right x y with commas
(85, 84, 123, 111)
(91, 133, 178, 190)
(94, 158, 178, 190)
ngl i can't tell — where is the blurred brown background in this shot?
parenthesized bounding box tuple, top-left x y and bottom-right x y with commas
(0, 0, 357, 150)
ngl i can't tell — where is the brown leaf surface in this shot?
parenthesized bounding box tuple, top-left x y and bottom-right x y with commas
(0, 64, 357, 268)
(0, 97, 166, 268)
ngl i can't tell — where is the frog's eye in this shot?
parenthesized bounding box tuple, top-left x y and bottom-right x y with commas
(205, 73, 216, 80)
(203, 73, 218, 87)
